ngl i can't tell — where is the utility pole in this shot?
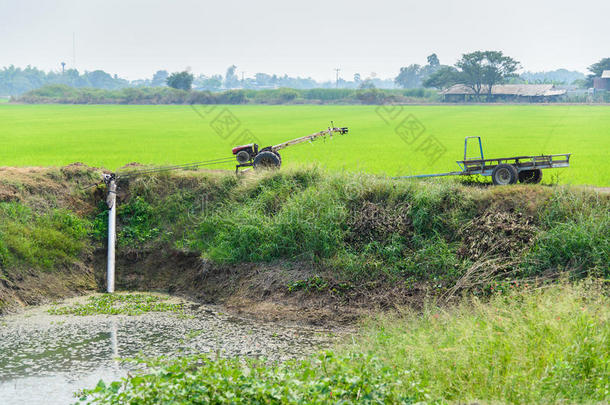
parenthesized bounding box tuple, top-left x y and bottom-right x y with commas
(61, 62, 66, 74)
(103, 173, 117, 293)
(334, 68, 341, 88)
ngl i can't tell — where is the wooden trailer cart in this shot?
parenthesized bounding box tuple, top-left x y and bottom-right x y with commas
(397, 136, 571, 185)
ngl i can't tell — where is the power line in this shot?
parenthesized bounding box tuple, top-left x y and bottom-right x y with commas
(117, 156, 235, 179)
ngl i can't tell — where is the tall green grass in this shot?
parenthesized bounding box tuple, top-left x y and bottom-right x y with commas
(344, 281, 610, 403)
(0, 202, 90, 271)
(80, 283, 610, 404)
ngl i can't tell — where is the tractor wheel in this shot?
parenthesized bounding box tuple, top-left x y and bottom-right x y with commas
(253, 151, 281, 170)
(518, 169, 542, 184)
(492, 164, 518, 185)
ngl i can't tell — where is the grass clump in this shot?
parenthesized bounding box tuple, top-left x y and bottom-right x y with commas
(48, 293, 183, 316)
(79, 283, 609, 404)
(348, 281, 610, 403)
(0, 202, 90, 270)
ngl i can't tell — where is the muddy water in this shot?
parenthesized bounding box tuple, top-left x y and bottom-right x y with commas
(0, 295, 339, 405)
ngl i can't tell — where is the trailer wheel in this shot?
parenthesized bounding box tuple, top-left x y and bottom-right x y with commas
(253, 151, 281, 170)
(492, 164, 518, 185)
(518, 169, 542, 184)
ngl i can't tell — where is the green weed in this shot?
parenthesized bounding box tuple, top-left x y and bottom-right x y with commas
(48, 294, 183, 316)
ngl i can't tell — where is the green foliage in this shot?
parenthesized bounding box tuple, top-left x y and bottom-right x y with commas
(585, 57, 610, 87)
(0, 65, 129, 96)
(423, 65, 461, 89)
(520, 188, 610, 277)
(117, 197, 160, 247)
(79, 351, 422, 404)
(15, 85, 438, 104)
(287, 275, 330, 292)
(166, 71, 194, 91)
(92, 197, 161, 246)
(455, 50, 520, 99)
(347, 282, 610, 403)
(192, 176, 347, 262)
(524, 216, 609, 277)
(48, 293, 183, 316)
(0, 202, 90, 270)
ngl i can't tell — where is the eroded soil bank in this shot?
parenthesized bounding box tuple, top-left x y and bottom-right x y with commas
(1, 165, 608, 323)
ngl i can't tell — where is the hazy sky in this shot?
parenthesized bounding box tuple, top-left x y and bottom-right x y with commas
(0, 0, 607, 81)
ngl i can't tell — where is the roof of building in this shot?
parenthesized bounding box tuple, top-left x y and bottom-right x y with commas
(440, 84, 566, 97)
(601, 70, 610, 79)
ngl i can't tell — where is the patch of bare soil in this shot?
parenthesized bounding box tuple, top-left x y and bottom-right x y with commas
(0, 263, 96, 312)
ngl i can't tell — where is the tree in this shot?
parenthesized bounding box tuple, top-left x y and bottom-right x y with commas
(359, 78, 376, 89)
(427, 53, 440, 67)
(254, 73, 272, 87)
(455, 51, 519, 100)
(423, 66, 461, 90)
(585, 58, 610, 87)
(521, 69, 585, 85)
(395, 54, 442, 89)
(166, 71, 194, 90)
(194, 74, 222, 91)
(224, 65, 239, 89)
(151, 70, 168, 87)
(85, 70, 122, 89)
(394, 64, 422, 88)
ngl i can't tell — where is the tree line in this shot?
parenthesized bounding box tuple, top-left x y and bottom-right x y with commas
(0, 65, 394, 96)
(14, 84, 438, 105)
(2, 55, 608, 97)
(0, 65, 130, 96)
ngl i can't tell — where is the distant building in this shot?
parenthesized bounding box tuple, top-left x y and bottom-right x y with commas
(593, 70, 610, 91)
(440, 84, 566, 102)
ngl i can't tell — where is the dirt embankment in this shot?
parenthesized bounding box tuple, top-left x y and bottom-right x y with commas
(1, 165, 608, 323)
(90, 249, 432, 325)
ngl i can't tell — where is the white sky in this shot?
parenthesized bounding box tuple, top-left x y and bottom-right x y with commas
(0, 0, 607, 81)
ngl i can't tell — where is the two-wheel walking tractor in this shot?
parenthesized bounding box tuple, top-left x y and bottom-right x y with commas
(231, 124, 348, 173)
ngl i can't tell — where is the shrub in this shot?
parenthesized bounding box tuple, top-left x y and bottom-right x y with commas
(523, 217, 610, 277)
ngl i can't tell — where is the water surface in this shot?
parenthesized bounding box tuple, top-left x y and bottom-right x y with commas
(0, 296, 338, 404)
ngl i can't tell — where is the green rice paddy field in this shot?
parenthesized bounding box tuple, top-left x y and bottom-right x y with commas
(0, 104, 608, 185)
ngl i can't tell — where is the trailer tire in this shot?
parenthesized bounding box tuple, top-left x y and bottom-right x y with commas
(253, 151, 281, 170)
(518, 169, 542, 184)
(492, 164, 518, 185)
